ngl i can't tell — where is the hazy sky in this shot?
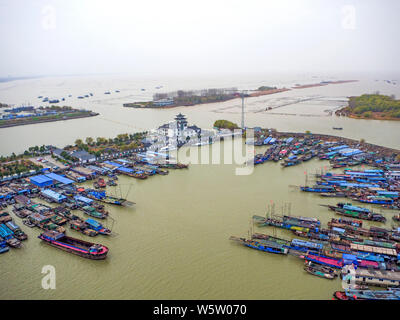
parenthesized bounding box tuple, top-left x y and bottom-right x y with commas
(0, 0, 399, 77)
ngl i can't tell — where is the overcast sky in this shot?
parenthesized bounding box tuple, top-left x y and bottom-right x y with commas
(0, 0, 399, 77)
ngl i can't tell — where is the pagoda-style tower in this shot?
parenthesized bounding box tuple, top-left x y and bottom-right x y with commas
(174, 113, 188, 133)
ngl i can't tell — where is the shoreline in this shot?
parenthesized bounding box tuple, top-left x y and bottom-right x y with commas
(0, 112, 99, 129)
(123, 80, 358, 109)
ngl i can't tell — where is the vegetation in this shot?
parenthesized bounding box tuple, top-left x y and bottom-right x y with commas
(213, 120, 240, 130)
(343, 94, 400, 119)
(0, 160, 42, 178)
(257, 86, 277, 91)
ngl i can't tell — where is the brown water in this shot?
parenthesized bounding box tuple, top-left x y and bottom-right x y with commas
(1, 141, 399, 300)
(1, 75, 400, 300)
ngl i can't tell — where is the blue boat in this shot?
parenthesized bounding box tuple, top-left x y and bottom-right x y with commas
(85, 218, 111, 235)
(300, 186, 335, 193)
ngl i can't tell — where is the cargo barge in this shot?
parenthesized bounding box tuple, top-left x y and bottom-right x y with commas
(38, 231, 108, 260)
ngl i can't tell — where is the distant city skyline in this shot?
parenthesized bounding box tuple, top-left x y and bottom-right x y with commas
(1, 0, 400, 78)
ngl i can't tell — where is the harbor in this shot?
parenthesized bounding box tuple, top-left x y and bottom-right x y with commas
(1, 76, 400, 300)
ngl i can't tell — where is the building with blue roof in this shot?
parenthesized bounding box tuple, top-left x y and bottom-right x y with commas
(45, 173, 74, 185)
(30, 175, 53, 188)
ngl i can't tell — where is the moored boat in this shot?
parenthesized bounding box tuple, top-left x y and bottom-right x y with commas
(38, 231, 108, 259)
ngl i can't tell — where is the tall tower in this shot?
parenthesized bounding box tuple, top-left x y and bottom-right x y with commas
(241, 93, 245, 129)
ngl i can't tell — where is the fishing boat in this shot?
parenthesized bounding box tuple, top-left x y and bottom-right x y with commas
(86, 190, 134, 207)
(325, 204, 386, 222)
(304, 261, 337, 279)
(5, 221, 27, 241)
(300, 185, 335, 193)
(82, 206, 108, 219)
(70, 220, 98, 237)
(0, 237, 9, 254)
(229, 236, 289, 255)
(85, 218, 111, 235)
(97, 178, 107, 188)
(304, 253, 344, 269)
(332, 127, 343, 130)
(22, 219, 35, 228)
(107, 179, 117, 186)
(334, 288, 400, 300)
(38, 231, 108, 260)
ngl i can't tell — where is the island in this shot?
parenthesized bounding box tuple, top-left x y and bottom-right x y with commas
(336, 94, 400, 120)
(0, 105, 99, 128)
(123, 86, 290, 109)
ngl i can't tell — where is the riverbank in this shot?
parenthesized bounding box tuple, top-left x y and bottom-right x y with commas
(0, 111, 99, 128)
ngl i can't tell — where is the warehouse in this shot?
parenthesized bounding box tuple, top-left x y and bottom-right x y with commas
(44, 173, 74, 185)
(30, 175, 53, 188)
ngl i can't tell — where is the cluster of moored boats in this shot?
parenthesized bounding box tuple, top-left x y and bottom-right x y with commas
(301, 168, 400, 210)
(250, 134, 399, 173)
(230, 200, 400, 300)
(0, 153, 190, 259)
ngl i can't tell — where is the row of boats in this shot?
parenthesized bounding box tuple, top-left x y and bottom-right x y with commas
(230, 203, 400, 300)
(300, 168, 400, 210)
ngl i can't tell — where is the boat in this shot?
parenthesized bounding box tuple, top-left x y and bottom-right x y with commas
(86, 190, 134, 207)
(104, 91, 111, 94)
(6, 237, 22, 248)
(304, 261, 337, 279)
(82, 206, 108, 219)
(106, 179, 117, 186)
(326, 204, 386, 222)
(334, 288, 400, 300)
(94, 178, 107, 189)
(229, 236, 289, 255)
(304, 253, 344, 269)
(5, 221, 27, 241)
(38, 231, 108, 260)
(0, 237, 9, 254)
(333, 127, 343, 130)
(300, 185, 335, 193)
(70, 220, 98, 237)
(85, 218, 111, 235)
(22, 219, 35, 228)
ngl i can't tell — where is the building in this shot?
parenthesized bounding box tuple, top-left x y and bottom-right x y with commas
(30, 175, 53, 188)
(44, 173, 74, 185)
(70, 150, 96, 163)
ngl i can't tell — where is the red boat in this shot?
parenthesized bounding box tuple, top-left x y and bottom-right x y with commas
(97, 178, 106, 188)
(38, 231, 108, 260)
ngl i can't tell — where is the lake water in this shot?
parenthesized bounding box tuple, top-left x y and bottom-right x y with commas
(0, 74, 399, 300)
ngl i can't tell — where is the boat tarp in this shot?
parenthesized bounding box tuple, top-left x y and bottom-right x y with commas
(117, 167, 134, 173)
(74, 195, 93, 204)
(41, 189, 66, 202)
(104, 161, 122, 168)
